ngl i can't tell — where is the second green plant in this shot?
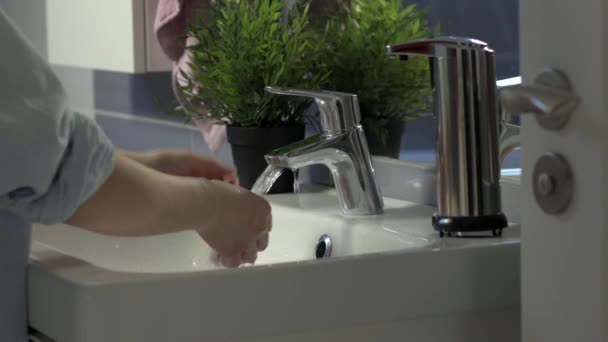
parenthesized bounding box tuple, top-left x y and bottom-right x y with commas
(322, 0, 433, 156)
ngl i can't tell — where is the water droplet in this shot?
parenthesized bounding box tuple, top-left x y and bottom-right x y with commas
(292, 168, 300, 194)
(191, 256, 201, 268)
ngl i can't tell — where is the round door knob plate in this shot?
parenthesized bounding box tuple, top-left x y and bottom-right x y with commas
(532, 153, 574, 215)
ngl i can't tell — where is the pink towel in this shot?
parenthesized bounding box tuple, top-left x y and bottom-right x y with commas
(155, 0, 227, 153)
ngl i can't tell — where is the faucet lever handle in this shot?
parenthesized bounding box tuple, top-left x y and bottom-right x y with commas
(265, 86, 361, 133)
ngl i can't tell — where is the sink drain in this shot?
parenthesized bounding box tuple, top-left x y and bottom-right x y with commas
(315, 235, 332, 259)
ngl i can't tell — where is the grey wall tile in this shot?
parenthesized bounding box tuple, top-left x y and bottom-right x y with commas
(95, 114, 233, 164)
(94, 71, 180, 122)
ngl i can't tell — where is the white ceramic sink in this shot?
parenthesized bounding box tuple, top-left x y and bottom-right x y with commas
(31, 190, 433, 274)
(29, 188, 520, 342)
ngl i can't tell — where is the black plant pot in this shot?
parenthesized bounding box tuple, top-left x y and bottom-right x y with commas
(365, 121, 406, 159)
(226, 125, 306, 193)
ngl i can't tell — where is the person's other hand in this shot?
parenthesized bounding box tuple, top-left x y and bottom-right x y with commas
(194, 179, 271, 268)
(123, 150, 273, 268)
(124, 149, 238, 185)
(68, 153, 270, 269)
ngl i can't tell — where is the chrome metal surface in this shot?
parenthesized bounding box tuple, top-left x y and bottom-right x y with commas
(388, 36, 504, 219)
(265, 128, 384, 215)
(263, 87, 384, 216)
(498, 79, 522, 163)
(532, 153, 574, 215)
(536, 173, 555, 197)
(315, 235, 332, 259)
(499, 68, 579, 130)
(265, 86, 361, 133)
(499, 121, 521, 163)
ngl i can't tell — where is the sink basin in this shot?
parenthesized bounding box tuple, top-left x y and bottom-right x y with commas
(31, 190, 433, 274)
(29, 189, 520, 342)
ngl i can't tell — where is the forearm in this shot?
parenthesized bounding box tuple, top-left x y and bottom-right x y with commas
(120, 149, 153, 165)
(66, 151, 202, 236)
(67, 151, 271, 268)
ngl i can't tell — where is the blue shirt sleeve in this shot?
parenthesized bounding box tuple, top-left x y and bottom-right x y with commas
(0, 9, 114, 224)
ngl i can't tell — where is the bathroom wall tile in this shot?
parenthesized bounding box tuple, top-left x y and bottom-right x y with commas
(94, 112, 233, 164)
(94, 70, 181, 122)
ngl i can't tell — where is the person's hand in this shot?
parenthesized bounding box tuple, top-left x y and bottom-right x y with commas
(194, 179, 271, 268)
(69, 153, 270, 269)
(123, 149, 238, 185)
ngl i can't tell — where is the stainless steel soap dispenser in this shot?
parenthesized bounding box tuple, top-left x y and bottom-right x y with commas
(387, 37, 508, 237)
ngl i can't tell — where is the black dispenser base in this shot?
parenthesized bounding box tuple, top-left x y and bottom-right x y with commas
(433, 213, 508, 238)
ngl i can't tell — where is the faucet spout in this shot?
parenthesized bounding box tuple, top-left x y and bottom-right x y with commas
(262, 86, 384, 216)
(265, 128, 384, 216)
(266, 134, 351, 169)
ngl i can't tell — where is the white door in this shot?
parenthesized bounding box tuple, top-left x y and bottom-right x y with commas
(520, 1, 608, 341)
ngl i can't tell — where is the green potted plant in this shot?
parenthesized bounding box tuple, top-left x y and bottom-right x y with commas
(321, 0, 433, 158)
(178, 0, 325, 192)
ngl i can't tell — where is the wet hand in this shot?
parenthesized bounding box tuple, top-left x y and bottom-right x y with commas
(193, 180, 271, 268)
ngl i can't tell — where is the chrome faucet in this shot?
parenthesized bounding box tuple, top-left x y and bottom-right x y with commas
(387, 37, 510, 236)
(263, 86, 384, 216)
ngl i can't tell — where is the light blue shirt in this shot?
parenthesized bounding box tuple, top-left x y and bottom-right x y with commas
(0, 9, 114, 341)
